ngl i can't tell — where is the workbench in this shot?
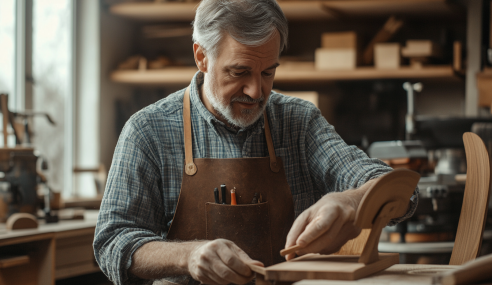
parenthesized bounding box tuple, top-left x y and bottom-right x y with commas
(294, 264, 460, 285)
(0, 210, 99, 285)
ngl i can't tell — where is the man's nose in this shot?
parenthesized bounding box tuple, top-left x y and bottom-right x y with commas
(243, 74, 262, 99)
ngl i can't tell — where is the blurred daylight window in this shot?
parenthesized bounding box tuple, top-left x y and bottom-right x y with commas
(0, 0, 16, 103)
(32, 0, 72, 195)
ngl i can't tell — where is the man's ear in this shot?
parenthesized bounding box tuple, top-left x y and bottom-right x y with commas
(193, 43, 208, 73)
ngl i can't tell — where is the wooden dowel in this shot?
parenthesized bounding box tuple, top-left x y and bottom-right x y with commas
(280, 244, 302, 257)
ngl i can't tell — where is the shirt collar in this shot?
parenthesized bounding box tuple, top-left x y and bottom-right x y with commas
(189, 71, 265, 134)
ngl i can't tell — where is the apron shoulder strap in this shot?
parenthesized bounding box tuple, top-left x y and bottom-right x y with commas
(263, 112, 280, 172)
(183, 86, 197, 176)
(182, 85, 279, 175)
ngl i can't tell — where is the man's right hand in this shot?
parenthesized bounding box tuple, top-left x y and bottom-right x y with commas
(188, 239, 264, 285)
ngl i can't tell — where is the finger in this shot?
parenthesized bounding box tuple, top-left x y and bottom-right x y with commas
(296, 211, 339, 247)
(325, 207, 356, 241)
(216, 244, 254, 283)
(285, 252, 296, 261)
(285, 211, 310, 249)
(211, 262, 251, 285)
(297, 222, 360, 255)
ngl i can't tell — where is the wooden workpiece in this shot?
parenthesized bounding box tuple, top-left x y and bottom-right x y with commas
(251, 169, 420, 282)
(6, 213, 38, 230)
(449, 132, 491, 265)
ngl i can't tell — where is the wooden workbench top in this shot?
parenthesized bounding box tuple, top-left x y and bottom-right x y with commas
(295, 264, 460, 285)
(0, 210, 98, 246)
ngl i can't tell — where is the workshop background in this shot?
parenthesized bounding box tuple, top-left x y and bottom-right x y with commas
(0, 0, 492, 284)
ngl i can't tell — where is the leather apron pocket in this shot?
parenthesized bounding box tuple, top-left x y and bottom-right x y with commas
(205, 202, 273, 266)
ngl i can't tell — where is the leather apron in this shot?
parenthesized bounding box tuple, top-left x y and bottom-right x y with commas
(165, 86, 295, 282)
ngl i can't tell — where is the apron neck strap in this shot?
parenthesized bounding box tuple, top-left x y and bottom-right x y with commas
(263, 111, 280, 172)
(183, 85, 280, 175)
(183, 86, 197, 175)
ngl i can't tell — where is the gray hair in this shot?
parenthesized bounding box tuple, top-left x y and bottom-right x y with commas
(192, 0, 288, 60)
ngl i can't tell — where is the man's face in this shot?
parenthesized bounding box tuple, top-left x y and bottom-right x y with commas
(198, 32, 280, 129)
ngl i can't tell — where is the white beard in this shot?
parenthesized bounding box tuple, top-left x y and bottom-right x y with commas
(203, 70, 266, 129)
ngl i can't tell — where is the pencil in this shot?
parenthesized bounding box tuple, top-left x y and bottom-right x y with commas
(231, 187, 237, 205)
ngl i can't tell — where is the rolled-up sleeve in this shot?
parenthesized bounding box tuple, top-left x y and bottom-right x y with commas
(305, 109, 418, 225)
(94, 117, 166, 285)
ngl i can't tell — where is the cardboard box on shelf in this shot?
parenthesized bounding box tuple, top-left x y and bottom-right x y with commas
(374, 43, 401, 69)
(401, 40, 441, 57)
(321, 31, 357, 49)
(315, 48, 356, 70)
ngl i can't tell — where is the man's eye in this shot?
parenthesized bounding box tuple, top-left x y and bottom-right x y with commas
(232, 71, 246, 77)
(262, 71, 274, 77)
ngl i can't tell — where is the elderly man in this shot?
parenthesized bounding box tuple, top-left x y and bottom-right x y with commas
(94, 0, 418, 284)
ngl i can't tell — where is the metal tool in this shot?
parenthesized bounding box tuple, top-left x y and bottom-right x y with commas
(402, 82, 423, 141)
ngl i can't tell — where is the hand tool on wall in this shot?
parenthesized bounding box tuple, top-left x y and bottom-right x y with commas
(362, 16, 403, 65)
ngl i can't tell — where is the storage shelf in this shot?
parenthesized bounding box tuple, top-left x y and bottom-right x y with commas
(110, 64, 458, 86)
(110, 0, 463, 22)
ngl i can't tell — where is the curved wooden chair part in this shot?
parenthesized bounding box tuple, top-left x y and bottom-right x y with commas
(336, 169, 420, 260)
(354, 168, 420, 264)
(449, 132, 491, 265)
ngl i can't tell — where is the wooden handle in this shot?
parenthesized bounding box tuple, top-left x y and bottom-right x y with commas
(280, 244, 302, 257)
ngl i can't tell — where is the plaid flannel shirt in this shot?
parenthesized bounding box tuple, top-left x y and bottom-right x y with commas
(94, 71, 418, 285)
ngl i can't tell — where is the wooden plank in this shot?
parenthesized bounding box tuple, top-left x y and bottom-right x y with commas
(111, 65, 457, 85)
(0, 255, 30, 269)
(264, 253, 399, 281)
(0, 233, 54, 247)
(55, 262, 100, 280)
(54, 227, 95, 240)
(453, 41, 462, 72)
(449, 133, 491, 265)
(109, 0, 463, 22)
(438, 253, 492, 285)
(0, 94, 9, 147)
(294, 264, 459, 285)
(111, 68, 198, 85)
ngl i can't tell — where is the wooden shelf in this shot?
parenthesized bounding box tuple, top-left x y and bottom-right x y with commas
(110, 64, 458, 86)
(111, 67, 199, 85)
(110, 0, 463, 22)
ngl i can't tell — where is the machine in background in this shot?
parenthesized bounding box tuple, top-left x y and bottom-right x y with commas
(368, 83, 492, 249)
(0, 94, 56, 224)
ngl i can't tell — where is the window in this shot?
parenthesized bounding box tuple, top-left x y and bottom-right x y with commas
(0, 0, 16, 106)
(0, 0, 75, 197)
(32, 0, 73, 196)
